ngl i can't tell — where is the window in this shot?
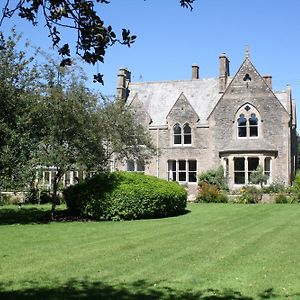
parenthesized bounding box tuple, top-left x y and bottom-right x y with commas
(173, 123, 182, 144)
(248, 157, 259, 183)
(173, 123, 192, 145)
(127, 159, 145, 172)
(236, 104, 260, 138)
(234, 157, 245, 184)
(265, 157, 271, 183)
(238, 114, 247, 137)
(249, 114, 258, 137)
(183, 124, 192, 144)
(168, 160, 197, 183)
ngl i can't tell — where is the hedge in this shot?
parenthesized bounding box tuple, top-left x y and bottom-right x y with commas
(63, 172, 187, 220)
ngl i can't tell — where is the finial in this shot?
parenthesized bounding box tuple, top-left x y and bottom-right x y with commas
(245, 45, 250, 59)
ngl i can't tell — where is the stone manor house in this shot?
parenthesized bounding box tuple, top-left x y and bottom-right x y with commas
(116, 51, 297, 194)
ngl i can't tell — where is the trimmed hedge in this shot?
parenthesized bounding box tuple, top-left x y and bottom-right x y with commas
(63, 172, 187, 220)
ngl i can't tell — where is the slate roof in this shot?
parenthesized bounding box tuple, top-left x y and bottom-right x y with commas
(127, 78, 289, 126)
(219, 139, 278, 154)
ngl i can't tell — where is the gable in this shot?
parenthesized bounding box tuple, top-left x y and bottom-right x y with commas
(129, 94, 152, 126)
(166, 92, 199, 124)
(208, 57, 290, 120)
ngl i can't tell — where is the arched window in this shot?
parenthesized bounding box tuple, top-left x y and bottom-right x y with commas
(238, 114, 247, 137)
(173, 123, 182, 144)
(249, 113, 258, 137)
(235, 104, 260, 138)
(183, 123, 192, 144)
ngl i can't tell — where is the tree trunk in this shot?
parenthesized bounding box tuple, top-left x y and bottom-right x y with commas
(51, 169, 64, 220)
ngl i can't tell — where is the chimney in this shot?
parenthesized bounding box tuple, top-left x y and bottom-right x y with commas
(117, 68, 131, 100)
(263, 75, 272, 89)
(219, 53, 230, 93)
(192, 64, 199, 80)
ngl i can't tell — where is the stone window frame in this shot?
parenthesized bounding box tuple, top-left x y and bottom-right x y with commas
(168, 159, 197, 183)
(222, 154, 273, 186)
(235, 104, 261, 139)
(172, 122, 192, 146)
(126, 159, 145, 172)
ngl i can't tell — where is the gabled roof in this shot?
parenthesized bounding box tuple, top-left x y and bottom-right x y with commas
(126, 57, 291, 126)
(127, 79, 221, 126)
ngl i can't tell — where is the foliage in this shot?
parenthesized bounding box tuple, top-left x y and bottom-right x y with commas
(0, 29, 41, 191)
(63, 172, 187, 220)
(290, 171, 300, 203)
(237, 186, 262, 204)
(275, 193, 290, 204)
(198, 165, 228, 190)
(0, 0, 195, 84)
(249, 165, 268, 188)
(262, 182, 288, 194)
(195, 182, 228, 203)
(196, 166, 228, 203)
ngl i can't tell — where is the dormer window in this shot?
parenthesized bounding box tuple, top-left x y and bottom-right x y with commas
(183, 124, 192, 144)
(173, 123, 192, 145)
(173, 123, 182, 144)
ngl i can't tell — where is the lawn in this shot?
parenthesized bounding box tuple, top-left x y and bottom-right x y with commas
(1, 203, 300, 299)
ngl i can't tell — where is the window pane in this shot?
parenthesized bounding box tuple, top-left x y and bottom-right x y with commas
(249, 126, 258, 137)
(174, 123, 181, 134)
(168, 160, 176, 181)
(234, 172, 245, 184)
(248, 157, 259, 170)
(238, 126, 247, 137)
(136, 160, 145, 171)
(188, 160, 197, 171)
(234, 157, 245, 170)
(179, 160, 186, 170)
(238, 114, 247, 126)
(249, 114, 258, 125)
(183, 124, 191, 134)
(189, 172, 197, 182)
(174, 135, 181, 144)
(184, 134, 191, 144)
(179, 172, 186, 181)
(265, 158, 271, 172)
(127, 160, 135, 171)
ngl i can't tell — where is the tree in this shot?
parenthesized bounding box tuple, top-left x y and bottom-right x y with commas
(249, 165, 268, 188)
(0, 0, 195, 84)
(0, 29, 41, 191)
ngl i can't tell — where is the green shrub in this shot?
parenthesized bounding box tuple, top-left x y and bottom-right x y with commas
(196, 182, 228, 203)
(237, 186, 262, 204)
(262, 182, 288, 194)
(196, 166, 228, 203)
(198, 166, 228, 190)
(275, 193, 289, 204)
(63, 172, 187, 220)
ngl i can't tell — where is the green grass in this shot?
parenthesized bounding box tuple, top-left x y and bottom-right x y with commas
(1, 204, 300, 299)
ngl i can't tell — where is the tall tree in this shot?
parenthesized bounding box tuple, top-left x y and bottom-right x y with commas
(0, 29, 41, 190)
(0, 0, 195, 84)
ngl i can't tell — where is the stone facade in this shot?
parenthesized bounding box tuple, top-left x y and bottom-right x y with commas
(116, 53, 297, 194)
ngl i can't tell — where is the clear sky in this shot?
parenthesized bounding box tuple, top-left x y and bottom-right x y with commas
(1, 0, 300, 124)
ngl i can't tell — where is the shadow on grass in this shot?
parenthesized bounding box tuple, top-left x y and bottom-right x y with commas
(0, 279, 298, 300)
(0, 207, 51, 225)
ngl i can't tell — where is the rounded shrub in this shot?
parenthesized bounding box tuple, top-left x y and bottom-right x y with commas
(63, 172, 187, 220)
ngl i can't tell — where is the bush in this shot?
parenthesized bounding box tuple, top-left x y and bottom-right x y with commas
(195, 182, 228, 203)
(63, 172, 187, 221)
(262, 182, 288, 194)
(198, 166, 228, 190)
(237, 186, 262, 204)
(196, 166, 228, 203)
(275, 193, 290, 204)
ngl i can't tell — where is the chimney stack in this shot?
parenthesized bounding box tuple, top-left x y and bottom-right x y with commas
(219, 53, 230, 93)
(117, 68, 131, 100)
(192, 64, 199, 80)
(263, 75, 272, 89)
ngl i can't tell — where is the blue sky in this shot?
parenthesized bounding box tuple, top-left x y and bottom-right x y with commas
(1, 0, 300, 123)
